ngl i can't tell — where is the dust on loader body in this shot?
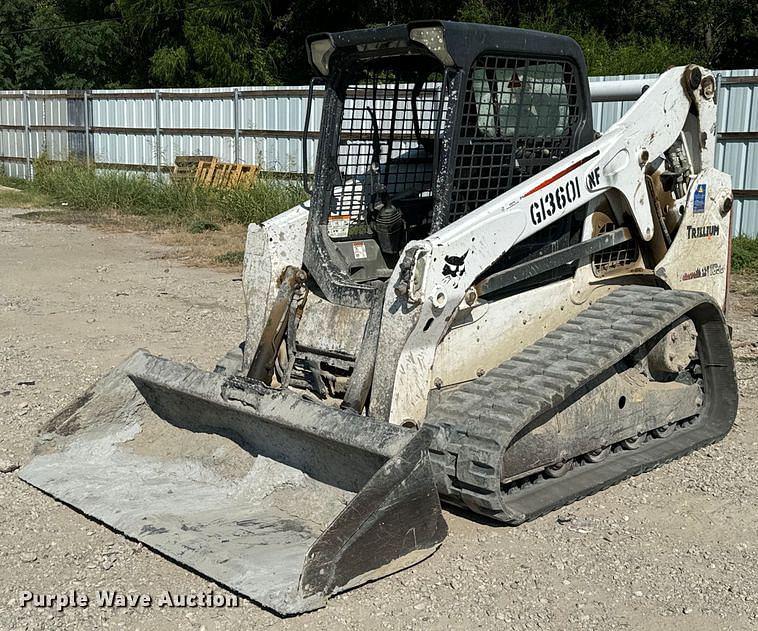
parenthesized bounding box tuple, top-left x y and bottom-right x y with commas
(20, 20, 739, 615)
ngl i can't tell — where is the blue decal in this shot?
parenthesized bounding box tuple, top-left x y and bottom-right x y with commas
(693, 183, 707, 213)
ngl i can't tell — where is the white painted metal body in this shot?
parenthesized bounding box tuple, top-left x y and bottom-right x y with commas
(242, 65, 732, 427)
(381, 65, 727, 423)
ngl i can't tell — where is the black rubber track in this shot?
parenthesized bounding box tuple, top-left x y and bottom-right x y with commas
(425, 286, 738, 524)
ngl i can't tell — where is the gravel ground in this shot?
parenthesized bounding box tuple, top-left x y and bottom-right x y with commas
(1, 206, 756, 631)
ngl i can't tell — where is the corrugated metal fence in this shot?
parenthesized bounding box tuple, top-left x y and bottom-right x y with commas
(1, 70, 756, 235)
(0, 86, 321, 180)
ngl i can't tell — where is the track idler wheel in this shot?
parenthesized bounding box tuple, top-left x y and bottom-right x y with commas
(585, 446, 611, 463)
(620, 433, 646, 450)
(652, 423, 677, 439)
(545, 460, 573, 478)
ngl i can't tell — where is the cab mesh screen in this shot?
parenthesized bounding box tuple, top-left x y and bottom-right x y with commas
(328, 66, 447, 240)
(448, 56, 581, 223)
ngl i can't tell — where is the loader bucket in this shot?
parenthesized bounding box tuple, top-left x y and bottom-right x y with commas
(18, 350, 447, 615)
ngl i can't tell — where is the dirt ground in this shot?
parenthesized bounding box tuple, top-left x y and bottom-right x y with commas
(1, 206, 756, 631)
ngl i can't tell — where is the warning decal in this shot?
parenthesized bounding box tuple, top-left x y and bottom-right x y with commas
(693, 184, 707, 213)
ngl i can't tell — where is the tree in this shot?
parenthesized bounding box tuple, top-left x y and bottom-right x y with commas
(116, 0, 282, 87)
(0, 0, 127, 89)
(0, 0, 755, 88)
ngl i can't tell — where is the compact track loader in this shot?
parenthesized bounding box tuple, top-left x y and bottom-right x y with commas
(20, 21, 738, 614)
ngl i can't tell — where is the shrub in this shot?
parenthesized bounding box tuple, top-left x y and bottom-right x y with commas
(732, 236, 758, 274)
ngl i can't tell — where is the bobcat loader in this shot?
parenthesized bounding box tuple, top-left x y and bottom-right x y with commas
(20, 21, 738, 615)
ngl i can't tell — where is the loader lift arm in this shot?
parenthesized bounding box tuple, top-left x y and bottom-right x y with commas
(412, 65, 714, 311)
(383, 64, 721, 424)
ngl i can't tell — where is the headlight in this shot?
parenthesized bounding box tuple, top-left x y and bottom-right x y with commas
(309, 38, 335, 76)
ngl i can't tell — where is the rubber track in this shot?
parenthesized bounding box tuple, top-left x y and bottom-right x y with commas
(426, 286, 738, 524)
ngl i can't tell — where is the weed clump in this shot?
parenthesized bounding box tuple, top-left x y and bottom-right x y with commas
(732, 237, 758, 274)
(214, 250, 245, 265)
(31, 158, 306, 228)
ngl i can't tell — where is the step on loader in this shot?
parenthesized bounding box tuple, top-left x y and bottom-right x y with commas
(20, 21, 738, 615)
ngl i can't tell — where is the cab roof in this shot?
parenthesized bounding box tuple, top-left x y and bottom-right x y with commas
(305, 20, 588, 77)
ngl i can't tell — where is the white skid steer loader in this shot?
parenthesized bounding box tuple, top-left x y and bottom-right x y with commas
(20, 21, 737, 615)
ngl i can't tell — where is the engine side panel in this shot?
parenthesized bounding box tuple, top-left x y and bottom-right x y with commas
(430, 277, 617, 391)
(654, 168, 732, 308)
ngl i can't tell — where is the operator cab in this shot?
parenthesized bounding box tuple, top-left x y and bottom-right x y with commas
(303, 21, 594, 307)
(323, 53, 445, 281)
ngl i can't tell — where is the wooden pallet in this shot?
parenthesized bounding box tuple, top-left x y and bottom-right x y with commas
(172, 155, 212, 182)
(172, 156, 259, 188)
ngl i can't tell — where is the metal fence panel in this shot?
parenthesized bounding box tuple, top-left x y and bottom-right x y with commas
(0, 94, 27, 178)
(715, 70, 758, 236)
(1, 72, 757, 234)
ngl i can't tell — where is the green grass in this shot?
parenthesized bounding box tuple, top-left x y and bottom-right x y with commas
(5, 160, 758, 277)
(214, 250, 245, 265)
(0, 174, 28, 189)
(0, 173, 55, 208)
(27, 158, 306, 230)
(732, 237, 758, 275)
(188, 219, 221, 233)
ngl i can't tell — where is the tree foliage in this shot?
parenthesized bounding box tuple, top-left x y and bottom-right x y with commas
(0, 0, 755, 88)
(0, 0, 126, 88)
